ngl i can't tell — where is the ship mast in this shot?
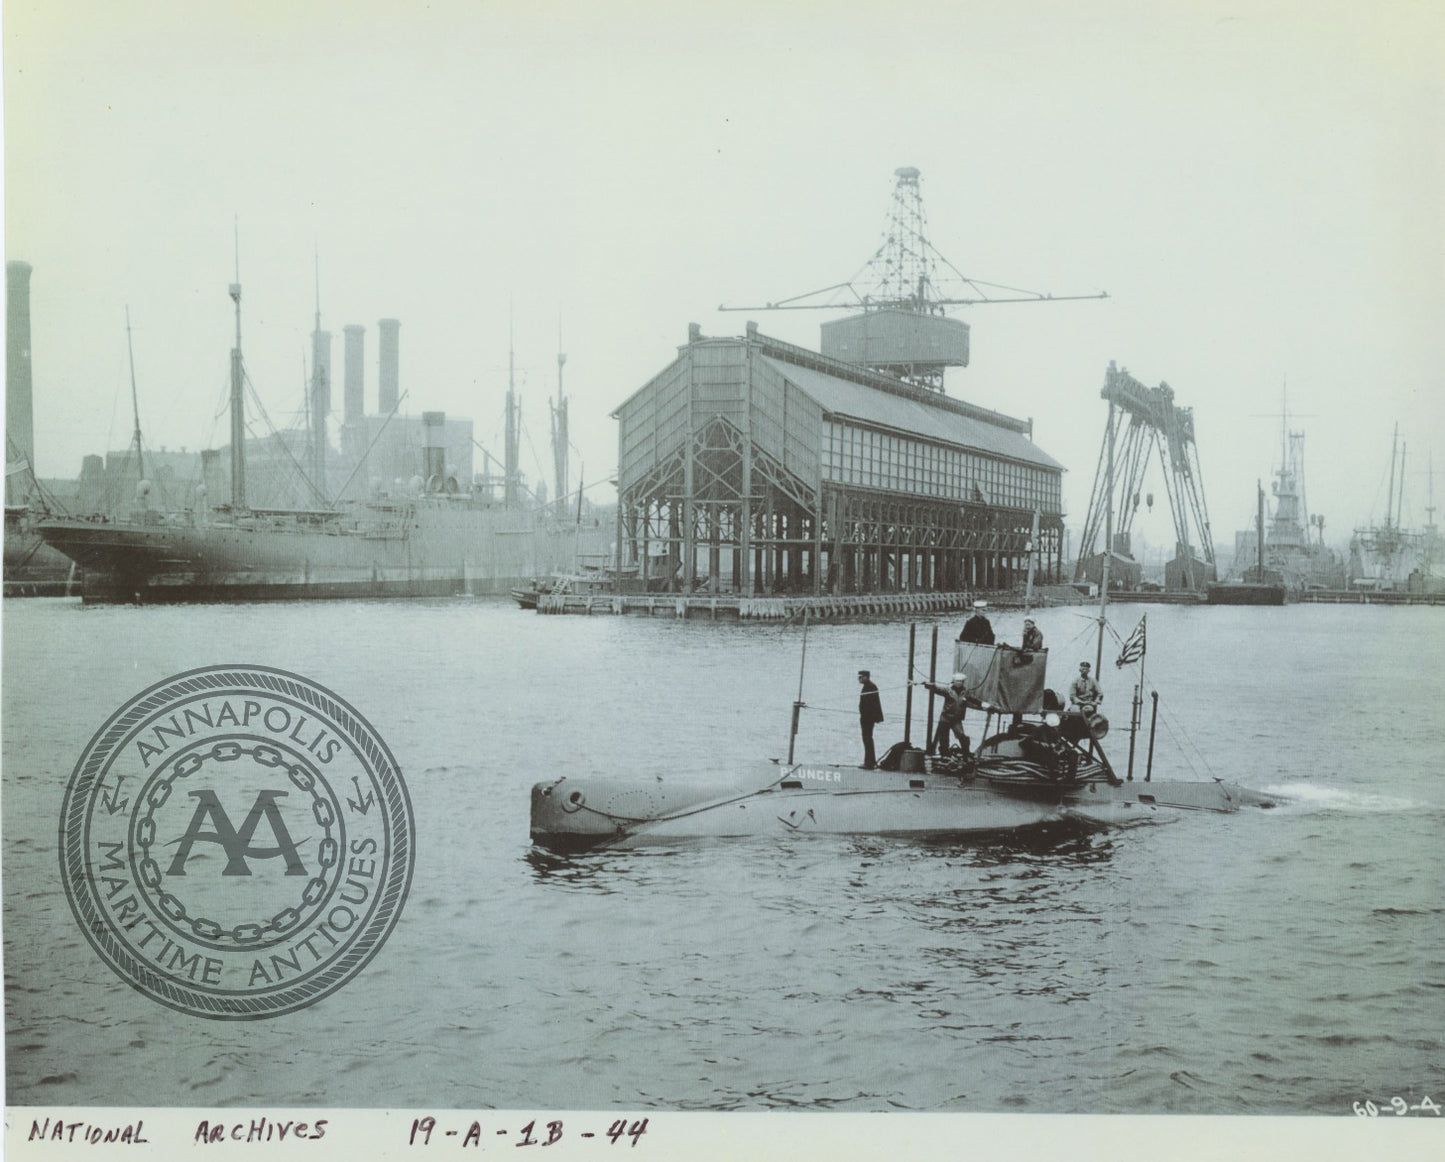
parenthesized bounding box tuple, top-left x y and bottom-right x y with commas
(1427, 453, 1437, 534)
(228, 227, 246, 511)
(310, 251, 327, 497)
(551, 326, 568, 519)
(1397, 440, 1408, 530)
(1385, 423, 1399, 530)
(505, 309, 519, 507)
(124, 307, 145, 485)
(1256, 480, 1266, 578)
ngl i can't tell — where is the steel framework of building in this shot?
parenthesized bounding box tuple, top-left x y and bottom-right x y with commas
(1073, 362, 1216, 591)
(615, 325, 1066, 597)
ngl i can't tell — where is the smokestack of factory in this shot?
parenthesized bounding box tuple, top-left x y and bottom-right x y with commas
(343, 324, 365, 424)
(6, 261, 35, 505)
(378, 318, 400, 415)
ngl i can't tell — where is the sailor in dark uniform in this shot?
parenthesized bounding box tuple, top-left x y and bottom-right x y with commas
(857, 670, 884, 769)
(959, 610, 995, 644)
(1021, 618, 1043, 652)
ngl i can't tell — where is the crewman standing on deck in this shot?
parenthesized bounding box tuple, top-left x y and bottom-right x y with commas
(919, 673, 972, 758)
(857, 670, 884, 769)
(959, 607, 995, 644)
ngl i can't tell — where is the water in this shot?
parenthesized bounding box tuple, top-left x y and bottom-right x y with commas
(4, 597, 1443, 1114)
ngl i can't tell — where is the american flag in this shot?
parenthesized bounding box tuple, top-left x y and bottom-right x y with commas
(1116, 615, 1146, 667)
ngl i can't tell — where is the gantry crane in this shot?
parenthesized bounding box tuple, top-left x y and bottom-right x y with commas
(1073, 362, 1216, 592)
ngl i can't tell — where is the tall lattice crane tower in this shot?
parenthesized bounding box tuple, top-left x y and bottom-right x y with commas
(865, 165, 941, 310)
(721, 166, 1106, 393)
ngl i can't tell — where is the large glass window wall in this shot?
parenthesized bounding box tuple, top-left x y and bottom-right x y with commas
(821, 420, 1061, 514)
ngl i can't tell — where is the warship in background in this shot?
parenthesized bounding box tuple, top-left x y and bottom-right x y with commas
(33, 266, 608, 603)
(1347, 425, 1437, 593)
(1221, 419, 1344, 598)
(1413, 461, 1443, 594)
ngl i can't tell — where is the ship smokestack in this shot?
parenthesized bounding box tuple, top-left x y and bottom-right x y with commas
(422, 410, 446, 490)
(378, 318, 400, 414)
(343, 325, 365, 424)
(6, 260, 35, 505)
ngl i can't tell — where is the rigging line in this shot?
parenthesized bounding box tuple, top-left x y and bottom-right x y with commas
(1152, 714, 1203, 780)
(575, 774, 790, 828)
(240, 370, 330, 508)
(1154, 701, 1218, 780)
(5, 437, 67, 515)
(334, 391, 409, 503)
(1065, 620, 1097, 650)
(519, 416, 550, 492)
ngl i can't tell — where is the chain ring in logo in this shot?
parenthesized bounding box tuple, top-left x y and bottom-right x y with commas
(59, 665, 414, 1020)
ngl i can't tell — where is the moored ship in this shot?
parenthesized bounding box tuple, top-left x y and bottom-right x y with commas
(39, 490, 547, 603)
(4, 501, 79, 596)
(1347, 424, 1428, 592)
(1223, 416, 1343, 596)
(35, 275, 604, 603)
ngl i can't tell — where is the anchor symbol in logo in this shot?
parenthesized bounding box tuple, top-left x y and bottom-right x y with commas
(347, 776, 376, 815)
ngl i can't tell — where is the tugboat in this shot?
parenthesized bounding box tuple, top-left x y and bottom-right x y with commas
(511, 561, 645, 610)
(529, 622, 1276, 853)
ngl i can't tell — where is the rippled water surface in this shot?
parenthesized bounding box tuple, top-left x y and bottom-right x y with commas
(4, 596, 1443, 1114)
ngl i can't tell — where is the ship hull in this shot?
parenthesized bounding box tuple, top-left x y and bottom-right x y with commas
(4, 530, 80, 596)
(530, 761, 1274, 852)
(35, 501, 597, 603)
(1205, 582, 1287, 605)
(4, 508, 81, 596)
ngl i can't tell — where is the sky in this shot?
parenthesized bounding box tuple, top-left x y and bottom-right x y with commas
(5, 0, 1443, 555)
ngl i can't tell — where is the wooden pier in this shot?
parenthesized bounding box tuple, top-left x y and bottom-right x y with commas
(533, 585, 1444, 618)
(536, 590, 1032, 621)
(1295, 588, 1445, 606)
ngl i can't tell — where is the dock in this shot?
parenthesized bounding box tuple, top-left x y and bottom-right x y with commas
(536, 590, 1050, 621)
(1087, 588, 1445, 607)
(533, 585, 1445, 618)
(1295, 588, 1445, 606)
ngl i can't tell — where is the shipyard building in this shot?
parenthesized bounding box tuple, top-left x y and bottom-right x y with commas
(614, 318, 1066, 597)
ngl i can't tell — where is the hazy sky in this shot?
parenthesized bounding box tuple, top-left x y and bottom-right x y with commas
(6, 0, 1442, 551)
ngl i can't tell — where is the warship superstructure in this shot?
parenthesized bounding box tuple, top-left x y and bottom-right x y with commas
(1226, 418, 1344, 594)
